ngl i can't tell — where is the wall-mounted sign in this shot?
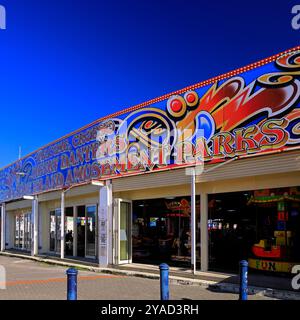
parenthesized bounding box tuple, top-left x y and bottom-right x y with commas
(1, 49, 300, 202)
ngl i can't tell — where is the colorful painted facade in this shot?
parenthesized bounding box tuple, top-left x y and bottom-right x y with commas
(1, 48, 300, 203)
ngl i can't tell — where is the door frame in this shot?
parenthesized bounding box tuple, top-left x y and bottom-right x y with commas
(49, 204, 98, 259)
(48, 208, 61, 254)
(14, 212, 32, 251)
(84, 204, 98, 259)
(114, 198, 132, 265)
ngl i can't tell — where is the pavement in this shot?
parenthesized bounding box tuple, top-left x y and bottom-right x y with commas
(0, 255, 278, 300)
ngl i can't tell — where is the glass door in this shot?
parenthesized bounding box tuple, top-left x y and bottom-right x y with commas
(76, 205, 97, 259)
(14, 213, 31, 251)
(50, 208, 75, 256)
(50, 211, 56, 252)
(24, 213, 32, 251)
(19, 215, 24, 249)
(65, 207, 74, 256)
(85, 205, 97, 258)
(49, 205, 97, 259)
(49, 209, 61, 254)
(56, 209, 61, 253)
(115, 199, 132, 264)
(14, 215, 20, 248)
(76, 206, 86, 257)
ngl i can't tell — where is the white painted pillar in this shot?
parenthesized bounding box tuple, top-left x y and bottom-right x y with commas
(191, 168, 196, 274)
(200, 192, 209, 272)
(107, 181, 113, 265)
(60, 191, 65, 259)
(99, 181, 112, 267)
(32, 197, 39, 256)
(1, 203, 6, 252)
(38, 205, 42, 252)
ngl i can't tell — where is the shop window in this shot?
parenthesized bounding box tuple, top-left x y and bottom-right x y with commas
(132, 196, 200, 267)
(208, 187, 300, 274)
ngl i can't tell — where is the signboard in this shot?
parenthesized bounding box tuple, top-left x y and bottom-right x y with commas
(249, 258, 297, 273)
(1, 48, 300, 202)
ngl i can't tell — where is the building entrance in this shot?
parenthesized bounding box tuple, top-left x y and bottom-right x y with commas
(76, 205, 97, 258)
(132, 196, 200, 267)
(14, 212, 32, 251)
(50, 205, 97, 258)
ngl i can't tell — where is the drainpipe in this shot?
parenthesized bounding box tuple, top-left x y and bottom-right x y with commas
(191, 168, 196, 274)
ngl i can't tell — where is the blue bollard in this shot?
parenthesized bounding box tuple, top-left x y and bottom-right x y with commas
(66, 268, 78, 300)
(159, 263, 169, 300)
(239, 260, 248, 300)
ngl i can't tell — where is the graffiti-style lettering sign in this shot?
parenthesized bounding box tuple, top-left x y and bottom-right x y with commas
(1, 49, 300, 202)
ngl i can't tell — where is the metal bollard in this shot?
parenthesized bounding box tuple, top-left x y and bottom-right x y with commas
(159, 263, 169, 300)
(239, 260, 248, 300)
(66, 268, 78, 300)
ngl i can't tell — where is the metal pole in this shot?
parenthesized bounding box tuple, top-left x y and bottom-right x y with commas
(200, 193, 208, 272)
(159, 263, 169, 300)
(178, 210, 181, 257)
(191, 168, 196, 274)
(239, 260, 248, 300)
(0, 204, 6, 252)
(61, 191, 65, 259)
(33, 197, 39, 256)
(66, 268, 78, 300)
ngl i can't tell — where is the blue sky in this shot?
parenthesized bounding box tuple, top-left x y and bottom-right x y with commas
(0, 0, 299, 168)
